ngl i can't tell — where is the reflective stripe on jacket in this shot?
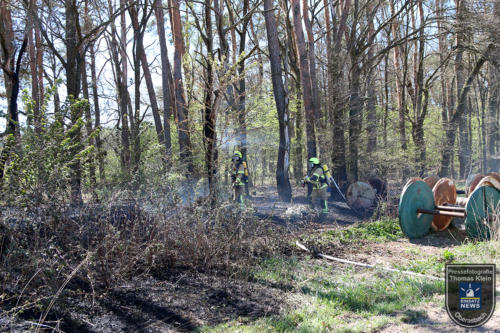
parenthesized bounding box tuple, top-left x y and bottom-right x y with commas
(232, 162, 245, 186)
(307, 166, 328, 190)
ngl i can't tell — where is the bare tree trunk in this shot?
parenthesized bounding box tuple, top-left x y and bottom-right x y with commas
(132, 39, 141, 175)
(390, 0, 407, 151)
(0, 4, 26, 181)
(129, 1, 165, 155)
(455, 0, 470, 178)
(487, 64, 499, 172)
(121, 0, 135, 176)
(27, 0, 41, 136)
(473, 79, 487, 173)
(81, 56, 97, 199)
(328, 0, 348, 183)
(413, 99, 427, 177)
(323, 0, 333, 133)
(238, 0, 250, 193)
(264, 0, 292, 201)
(282, 0, 303, 182)
(302, 0, 321, 157)
(365, 5, 377, 152)
(48, 52, 62, 121)
(82, 0, 96, 199)
(330, 55, 347, 183)
(411, 0, 426, 176)
(202, 0, 218, 194)
(65, 0, 83, 205)
(383, 51, 389, 148)
(89, 42, 105, 181)
(294, 81, 304, 182)
(170, 0, 194, 174)
(437, 0, 451, 177)
(348, 63, 362, 181)
(108, 0, 131, 177)
(154, 0, 174, 169)
(35, 1, 44, 113)
(291, 0, 316, 159)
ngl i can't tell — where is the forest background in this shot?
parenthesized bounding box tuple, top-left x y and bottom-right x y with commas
(1, 0, 498, 206)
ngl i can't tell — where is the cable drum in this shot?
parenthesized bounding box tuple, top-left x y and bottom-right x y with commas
(346, 181, 376, 209)
(465, 176, 500, 239)
(398, 181, 434, 239)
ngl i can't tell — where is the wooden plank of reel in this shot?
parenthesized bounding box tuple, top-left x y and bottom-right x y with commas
(423, 176, 439, 190)
(401, 177, 423, 196)
(431, 178, 457, 231)
(467, 174, 485, 196)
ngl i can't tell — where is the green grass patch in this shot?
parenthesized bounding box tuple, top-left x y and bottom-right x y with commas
(251, 256, 301, 286)
(318, 218, 404, 244)
(394, 241, 500, 278)
(451, 241, 500, 265)
(395, 256, 444, 276)
(203, 256, 443, 333)
(299, 270, 443, 315)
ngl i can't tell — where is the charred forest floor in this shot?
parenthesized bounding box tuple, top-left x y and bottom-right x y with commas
(1, 185, 500, 332)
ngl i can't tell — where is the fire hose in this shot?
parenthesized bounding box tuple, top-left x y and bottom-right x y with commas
(295, 240, 443, 281)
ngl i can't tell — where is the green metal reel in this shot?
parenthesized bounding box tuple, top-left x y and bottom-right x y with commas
(399, 181, 434, 239)
(465, 185, 500, 239)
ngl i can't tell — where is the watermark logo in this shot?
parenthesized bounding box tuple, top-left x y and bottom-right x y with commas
(446, 264, 496, 328)
(459, 282, 482, 310)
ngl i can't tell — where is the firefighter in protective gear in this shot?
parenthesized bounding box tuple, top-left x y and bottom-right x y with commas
(231, 151, 246, 208)
(303, 157, 329, 214)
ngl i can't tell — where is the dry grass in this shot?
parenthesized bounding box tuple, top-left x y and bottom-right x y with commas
(489, 203, 500, 241)
(0, 195, 284, 329)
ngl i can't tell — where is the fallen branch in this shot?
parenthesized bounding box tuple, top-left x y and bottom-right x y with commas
(295, 240, 443, 281)
(36, 251, 93, 333)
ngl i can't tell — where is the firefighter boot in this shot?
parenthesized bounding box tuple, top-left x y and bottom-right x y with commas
(322, 200, 328, 214)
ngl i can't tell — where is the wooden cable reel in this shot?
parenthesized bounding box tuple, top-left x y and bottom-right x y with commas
(346, 181, 376, 209)
(486, 172, 500, 184)
(398, 181, 434, 238)
(402, 177, 423, 196)
(467, 174, 485, 196)
(424, 176, 439, 190)
(368, 177, 387, 198)
(431, 178, 457, 231)
(465, 176, 500, 239)
(399, 177, 500, 239)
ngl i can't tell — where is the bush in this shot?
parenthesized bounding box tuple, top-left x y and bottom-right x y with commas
(0, 196, 282, 323)
(0, 96, 92, 207)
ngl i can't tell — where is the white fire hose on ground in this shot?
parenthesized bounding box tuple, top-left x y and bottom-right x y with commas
(295, 240, 443, 281)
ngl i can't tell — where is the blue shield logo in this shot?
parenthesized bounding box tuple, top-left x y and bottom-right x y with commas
(459, 282, 482, 310)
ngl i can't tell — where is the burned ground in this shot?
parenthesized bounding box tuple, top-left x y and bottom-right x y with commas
(1, 185, 499, 332)
(1, 270, 287, 332)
